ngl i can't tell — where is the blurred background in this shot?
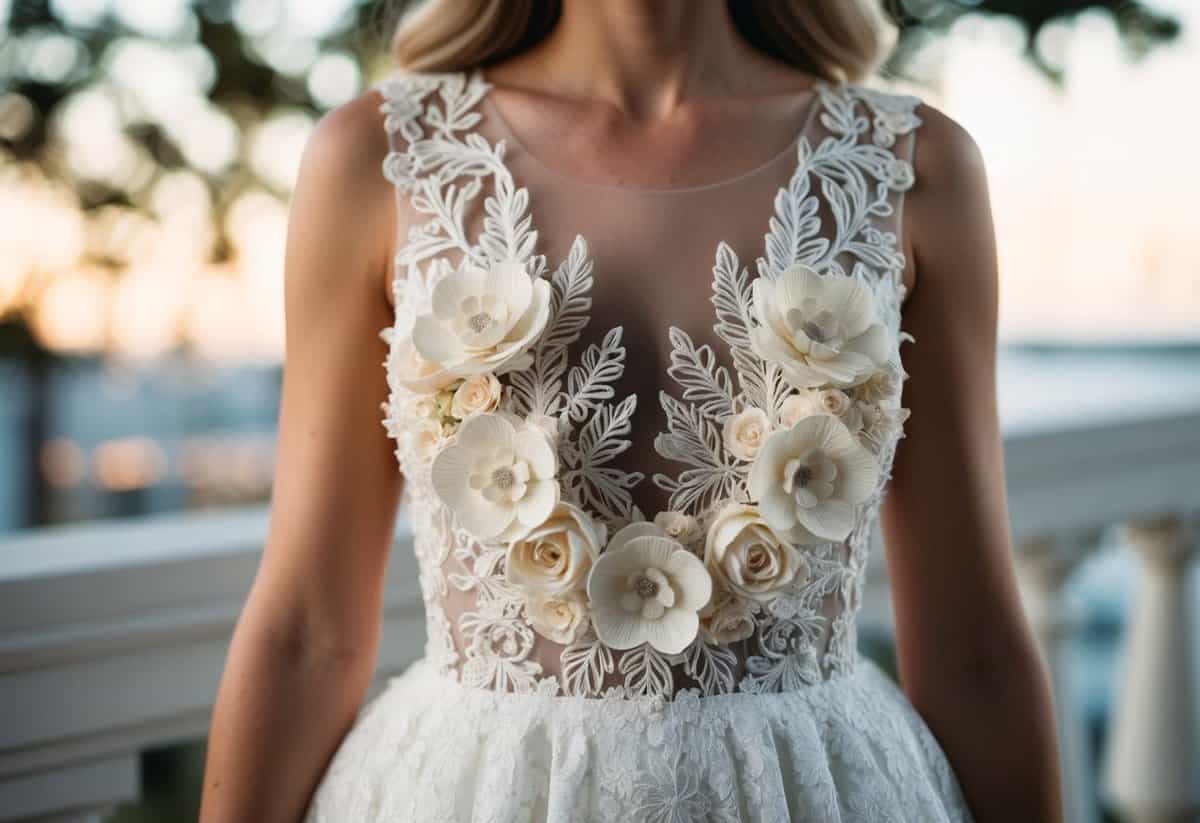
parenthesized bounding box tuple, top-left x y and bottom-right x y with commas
(0, 1, 1197, 821)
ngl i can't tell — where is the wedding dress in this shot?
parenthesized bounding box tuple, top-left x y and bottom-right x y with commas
(305, 68, 973, 822)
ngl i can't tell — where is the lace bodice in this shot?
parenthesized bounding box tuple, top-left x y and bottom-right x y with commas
(374, 69, 922, 702)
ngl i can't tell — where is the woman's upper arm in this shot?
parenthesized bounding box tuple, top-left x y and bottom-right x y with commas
(881, 105, 1031, 695)
(251, 89, 402, 655)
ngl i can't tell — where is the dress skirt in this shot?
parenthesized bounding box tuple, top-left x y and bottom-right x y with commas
(304, 656, 972, 822)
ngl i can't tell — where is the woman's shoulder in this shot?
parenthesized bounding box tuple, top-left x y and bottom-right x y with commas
(289, 85, 398, 300)
(304, 83, 394, 192)
(900, 101, 994, 301)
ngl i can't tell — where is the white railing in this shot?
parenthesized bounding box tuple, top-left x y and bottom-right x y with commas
(0, 509, 424, 822)
(1, 366, 1199, 822)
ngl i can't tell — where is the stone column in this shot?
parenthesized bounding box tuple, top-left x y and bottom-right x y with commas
(1104, 515, 1200, 823)
(1017, 531, 1101, 823)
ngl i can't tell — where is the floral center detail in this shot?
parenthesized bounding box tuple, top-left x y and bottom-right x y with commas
(783, 450, 837, 508)
(491, 465, 516, 490)
(471, 456, 530, 503)
(468, 311, 494, 334)
(635, 575, 660, 598)
(620, 568, 674, 618)
(531, 540, 564, 569)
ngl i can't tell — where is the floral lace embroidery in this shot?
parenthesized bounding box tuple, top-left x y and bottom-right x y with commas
(305, 658, 973, 823)
(375, 70, 922, 701)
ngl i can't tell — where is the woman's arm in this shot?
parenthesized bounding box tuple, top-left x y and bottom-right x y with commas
(199, 89, 400, 822)
(881, 106, 1063, 821)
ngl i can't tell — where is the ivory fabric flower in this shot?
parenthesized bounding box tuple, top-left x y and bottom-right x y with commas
(431, 412, 558, 543)
(747, 413, 880, 544)
(653, 510, 702, 547)
(412, 257, 551, 377)
(408, 418, 448, 462)
(723, 407, 771, 461)
(857, 403, 912, 453)
(699, 591, 757, 645)
(450, 373, 502, 418)
(853, 360, 904, 406)
(505, 501, 606, 595)
(384, 328, 457, 394)
(750, 264, 891, 389)
(403, 393, 442, 423)
(587, 522, 713, 654)
(704, 502, 809, 602)
(780, 388, 862, 431)
(525, 590, 589, 645)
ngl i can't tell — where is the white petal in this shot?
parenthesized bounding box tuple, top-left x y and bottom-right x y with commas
(829, 277, 877, 337)
(460, 503, 516, 542)
(625, 535, 682, 570)
(591, 605, 646, 650)
(787, 520, 823, 547)
(834, 447, 880, 504)
(587, 549, 633, 601)
(643, 609, 700, 655)
(512, 426, 556, 479)
(708, 506, 756, 556)
(796, 499, 856, 542)
(492, 350, 534, 376)
(505, 279, 551, 346)
(783, 362, 835, 392)
(842, 323, 891, 370)
(456, 412, 515, 452)
(431, 262, 487, 319)
(664, 550, 713, 612)
(485, 259, 533, 318)
(775, 264, 819, 309)
(794, 413, 845, 453)
(412, 315, 463, 365)
(607, 521, 664, 554)
(747, 430, 787, 501)
(516, 478, 558, 527)
(430, 444, 473, 510)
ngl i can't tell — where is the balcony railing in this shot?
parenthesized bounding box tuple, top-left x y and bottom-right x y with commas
(1, 349, 1198, 822)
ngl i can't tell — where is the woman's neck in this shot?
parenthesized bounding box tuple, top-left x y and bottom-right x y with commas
(521, 0, 760, 119)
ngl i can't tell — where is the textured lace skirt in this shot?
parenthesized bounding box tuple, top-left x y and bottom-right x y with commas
(304, 656, 972, 822)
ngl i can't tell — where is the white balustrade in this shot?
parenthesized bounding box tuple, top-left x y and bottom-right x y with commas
(1104, 516, 1200, 823)
(1016, 532, 1102, 823)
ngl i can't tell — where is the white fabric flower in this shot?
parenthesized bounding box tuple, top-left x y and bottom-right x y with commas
(412, 258, 551, 377)
(408, 417, 448, 462)
(587, 522, 713, 654)
(506, 501, 606, 595)
(705, 502, 809, 602)
(780, 388, 861, 432)
(403, 393, 442, 423)
(699, 591, 757, 645)
(525, 590, 589, 645)
(857, 402, 912, 454)
(431, 412, 558, 543)
(779, 391, 820, 428)
(384, 328, 457, 394)
(750, 265, 891, 389)
(653, 510, 702, 547)
(722, 407, 771, 461)
(450, 373, 502, 418)
(747, 413, 880, 544)
(852, 360, 904, 406)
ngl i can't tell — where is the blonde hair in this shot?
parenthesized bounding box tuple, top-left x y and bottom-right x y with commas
(388, 0, 894, 84)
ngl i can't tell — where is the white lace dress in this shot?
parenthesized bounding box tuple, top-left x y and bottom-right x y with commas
(305, 69, 973, 823)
